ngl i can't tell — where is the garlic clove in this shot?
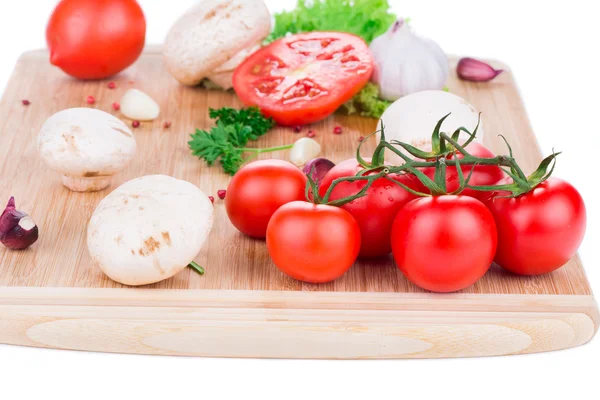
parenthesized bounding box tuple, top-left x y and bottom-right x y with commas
(0, 197, 39, 250)
(457, 58, 504, 82)
(119, 89, 160, 121)
(302, 158, 335, 186)
(289, 138, 321, 167)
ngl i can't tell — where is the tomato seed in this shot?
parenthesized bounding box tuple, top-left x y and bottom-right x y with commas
(217, 190, 227, 200)
(112, 102, 120, 111)
(208, 196, 214, 203)
(333, 125, 342, 134)
(86, 96, 96, 105)
(21, 99, 30, 106)
(107, 82, 116, 89)
(307, 130, 316, 138)
(132, 120, 141, 128)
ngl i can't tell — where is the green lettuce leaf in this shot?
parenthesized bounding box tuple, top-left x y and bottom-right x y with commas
(338, 83, 392, 119)
(267, 0, 397, 44)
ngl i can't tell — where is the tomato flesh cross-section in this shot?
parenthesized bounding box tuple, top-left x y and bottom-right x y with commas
(233, 32, 374, 126)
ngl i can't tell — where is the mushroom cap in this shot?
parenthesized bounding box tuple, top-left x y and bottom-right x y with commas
(377, 90, 485, 163)
(38, 108, 136, 177)
(206, 44, 261, 89)
(163, 0, 271, 86)
(87, 175, 214, 286)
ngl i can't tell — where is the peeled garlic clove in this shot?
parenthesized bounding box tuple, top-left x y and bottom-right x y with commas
(289, 138, 321, 166)
(0, 197, 39, 250)
(120, 89, 160, 121)
(457, 58, 504, 82)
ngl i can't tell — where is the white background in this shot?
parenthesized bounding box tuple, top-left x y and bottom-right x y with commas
(0, 1, 598, 399)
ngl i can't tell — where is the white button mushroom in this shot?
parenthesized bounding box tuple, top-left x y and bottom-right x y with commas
(163, 0, 271, 88)
(38, 108, 136, 192)
(376, 90, 485, 164)
(87, 175, 214, 286)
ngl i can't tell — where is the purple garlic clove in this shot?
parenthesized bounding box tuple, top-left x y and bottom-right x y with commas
(303, 158, 336, 187)
(0, 197, 39, 250)
(457, 57, 504, 82)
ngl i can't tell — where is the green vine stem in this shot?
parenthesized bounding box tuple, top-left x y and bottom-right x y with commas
(313, 113, 560, 204)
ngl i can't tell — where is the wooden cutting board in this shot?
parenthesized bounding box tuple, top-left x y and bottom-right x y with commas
(0, 48, 597, 358)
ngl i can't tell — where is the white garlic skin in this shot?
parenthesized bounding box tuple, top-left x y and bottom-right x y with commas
(370, 20, 449, 101)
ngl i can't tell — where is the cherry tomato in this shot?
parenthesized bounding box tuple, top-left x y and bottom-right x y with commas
(422, 142, 505, 201)
(391, 195, 497, 292)
(46, 0, 146, 79)
(233, 32, 374, 126)
(266, 201, 361, 283)
(318, 158, 422, 258)
(485, 177, 586, 275)
(225, 160, 307, 238)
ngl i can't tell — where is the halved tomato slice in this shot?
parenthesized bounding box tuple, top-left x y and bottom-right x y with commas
(233, 32, 374, 126)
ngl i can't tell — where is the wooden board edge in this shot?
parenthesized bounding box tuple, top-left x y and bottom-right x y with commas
(0, 288, 597, 359)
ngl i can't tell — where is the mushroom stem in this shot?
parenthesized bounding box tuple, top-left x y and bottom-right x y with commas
(188, 261, 205, 275)
(62, 175, 112, 192)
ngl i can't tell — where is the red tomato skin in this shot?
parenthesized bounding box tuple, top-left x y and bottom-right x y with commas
(485, 177, 586, 275)
(233, 32, 374, 126)
(391, 195, 497, 293)
(422, 142, 505, 200)
(266, 201, 361, 283)
(318, 158, 422, 258)
(225, 160, 307, 239)
(46, 0, 146, 79)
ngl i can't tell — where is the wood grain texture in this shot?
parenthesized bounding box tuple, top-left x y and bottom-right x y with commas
(0, 288, 597, 358)
(0, 48, 597, 358)
(0, 49, 593, 295)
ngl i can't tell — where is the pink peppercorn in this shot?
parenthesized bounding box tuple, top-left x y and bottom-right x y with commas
(307, 130, 316, 138)
(86, 96, 96, 105)
(208, 196, 215, 203)
(293, 125, 302, 133)
(333, 125, 342, 134)
(112, 102, 120, 111)
(163, 121, 172, 129)
(107, 82, 116, 89)
(21, 99, 30, 106)
(358, 136, 364, 142)
(132, 120, 141, 128)
(217, 190, 227, 200)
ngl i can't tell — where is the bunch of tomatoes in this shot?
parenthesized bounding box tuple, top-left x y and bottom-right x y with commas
(225, 125, 586, 293)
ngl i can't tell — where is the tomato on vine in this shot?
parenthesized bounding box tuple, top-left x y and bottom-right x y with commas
(484, 177, 586, 275)
(391, 195, 498, 292)
(319, 158, 423, 258)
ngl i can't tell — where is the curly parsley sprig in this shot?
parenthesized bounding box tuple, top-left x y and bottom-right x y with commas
(189, 107, 290, 175)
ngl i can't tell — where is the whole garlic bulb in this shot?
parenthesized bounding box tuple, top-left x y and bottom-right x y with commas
(370, 19, 449, 101)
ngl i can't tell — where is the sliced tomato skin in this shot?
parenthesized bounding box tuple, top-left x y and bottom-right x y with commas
(233, 32, 374, 126)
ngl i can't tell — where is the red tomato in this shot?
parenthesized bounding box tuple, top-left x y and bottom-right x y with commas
(46, 0, 146, 79)
(233, 32, 374, 126)
(266, 201, 361, 283)
(318, 158, 422, 258)
(422, 142, 505, 201)
(225, 160, 307, 238)
(485, 177, 586, 275)
(391, 195, 497, 292)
